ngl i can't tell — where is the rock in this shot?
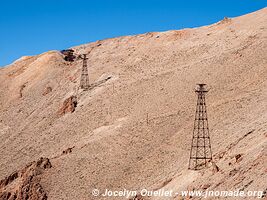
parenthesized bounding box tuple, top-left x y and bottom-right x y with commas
(235, 154, 243, 163)
(217, 151, 226, 159)
(18, 181, 48, 200)
(0, 192, 17, 200)
(57, 95, 77, 116)
(217, 17, 232, 25)
(19, 84, 26, 98)
(42, 86, 52, 96)
(36, 157, 52, 169)
(0, 172, 18, 187)
(211, 161, 220, 173)
(0, 157, 52, 200)
(229, 169, 238, 176)
(62, 147, 74, 155)
(201, 184, 211, 190)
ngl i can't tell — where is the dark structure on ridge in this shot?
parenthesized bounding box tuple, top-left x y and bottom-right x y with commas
(60, 49, 76, 62)
(189, 84, 213, 170)
(80, 54, 89, 90)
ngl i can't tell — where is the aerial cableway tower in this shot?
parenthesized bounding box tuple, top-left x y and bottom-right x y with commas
(80, 54, 89, 90)
(188, 84, 213, 170)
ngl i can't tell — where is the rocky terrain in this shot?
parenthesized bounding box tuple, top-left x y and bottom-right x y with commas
(0, 8, 266, 200)
(0, 157, 51, 200)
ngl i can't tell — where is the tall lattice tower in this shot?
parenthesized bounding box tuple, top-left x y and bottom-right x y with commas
(80, 54, 89, 90)
(188, 84, 213, 170)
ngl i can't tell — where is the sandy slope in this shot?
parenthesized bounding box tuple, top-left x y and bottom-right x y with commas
(0, 8, 266, 200)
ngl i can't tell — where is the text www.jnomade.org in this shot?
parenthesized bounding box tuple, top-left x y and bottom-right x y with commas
(91, 188, 264, 198)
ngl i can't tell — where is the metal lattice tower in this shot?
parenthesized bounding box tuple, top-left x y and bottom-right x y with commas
(188, 84, 212, 170)
(80, 54, 89, 90)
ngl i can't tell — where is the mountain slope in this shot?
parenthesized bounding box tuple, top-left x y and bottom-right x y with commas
(0, 8, 266, 200)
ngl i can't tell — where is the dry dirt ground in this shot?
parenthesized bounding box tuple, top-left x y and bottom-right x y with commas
(0, 8, 266, 200)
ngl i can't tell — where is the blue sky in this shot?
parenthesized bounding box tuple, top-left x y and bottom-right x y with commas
(0, 0, 266, 67)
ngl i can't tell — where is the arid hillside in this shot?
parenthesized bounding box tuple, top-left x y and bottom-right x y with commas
(0, 8, 266, 200)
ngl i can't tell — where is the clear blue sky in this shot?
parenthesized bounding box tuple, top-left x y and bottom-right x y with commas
(0, 0, 266, 67)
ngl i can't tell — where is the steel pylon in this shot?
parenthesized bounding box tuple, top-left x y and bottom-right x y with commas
(80, 54, 89, 90)
(188, 84, 212, 170)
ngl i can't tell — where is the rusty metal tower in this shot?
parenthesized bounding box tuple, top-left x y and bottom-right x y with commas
(188, 84, 212, 170)
(80, 54, 89, 90)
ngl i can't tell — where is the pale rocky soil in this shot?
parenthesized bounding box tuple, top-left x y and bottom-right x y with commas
(0, 8, 267, 200)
